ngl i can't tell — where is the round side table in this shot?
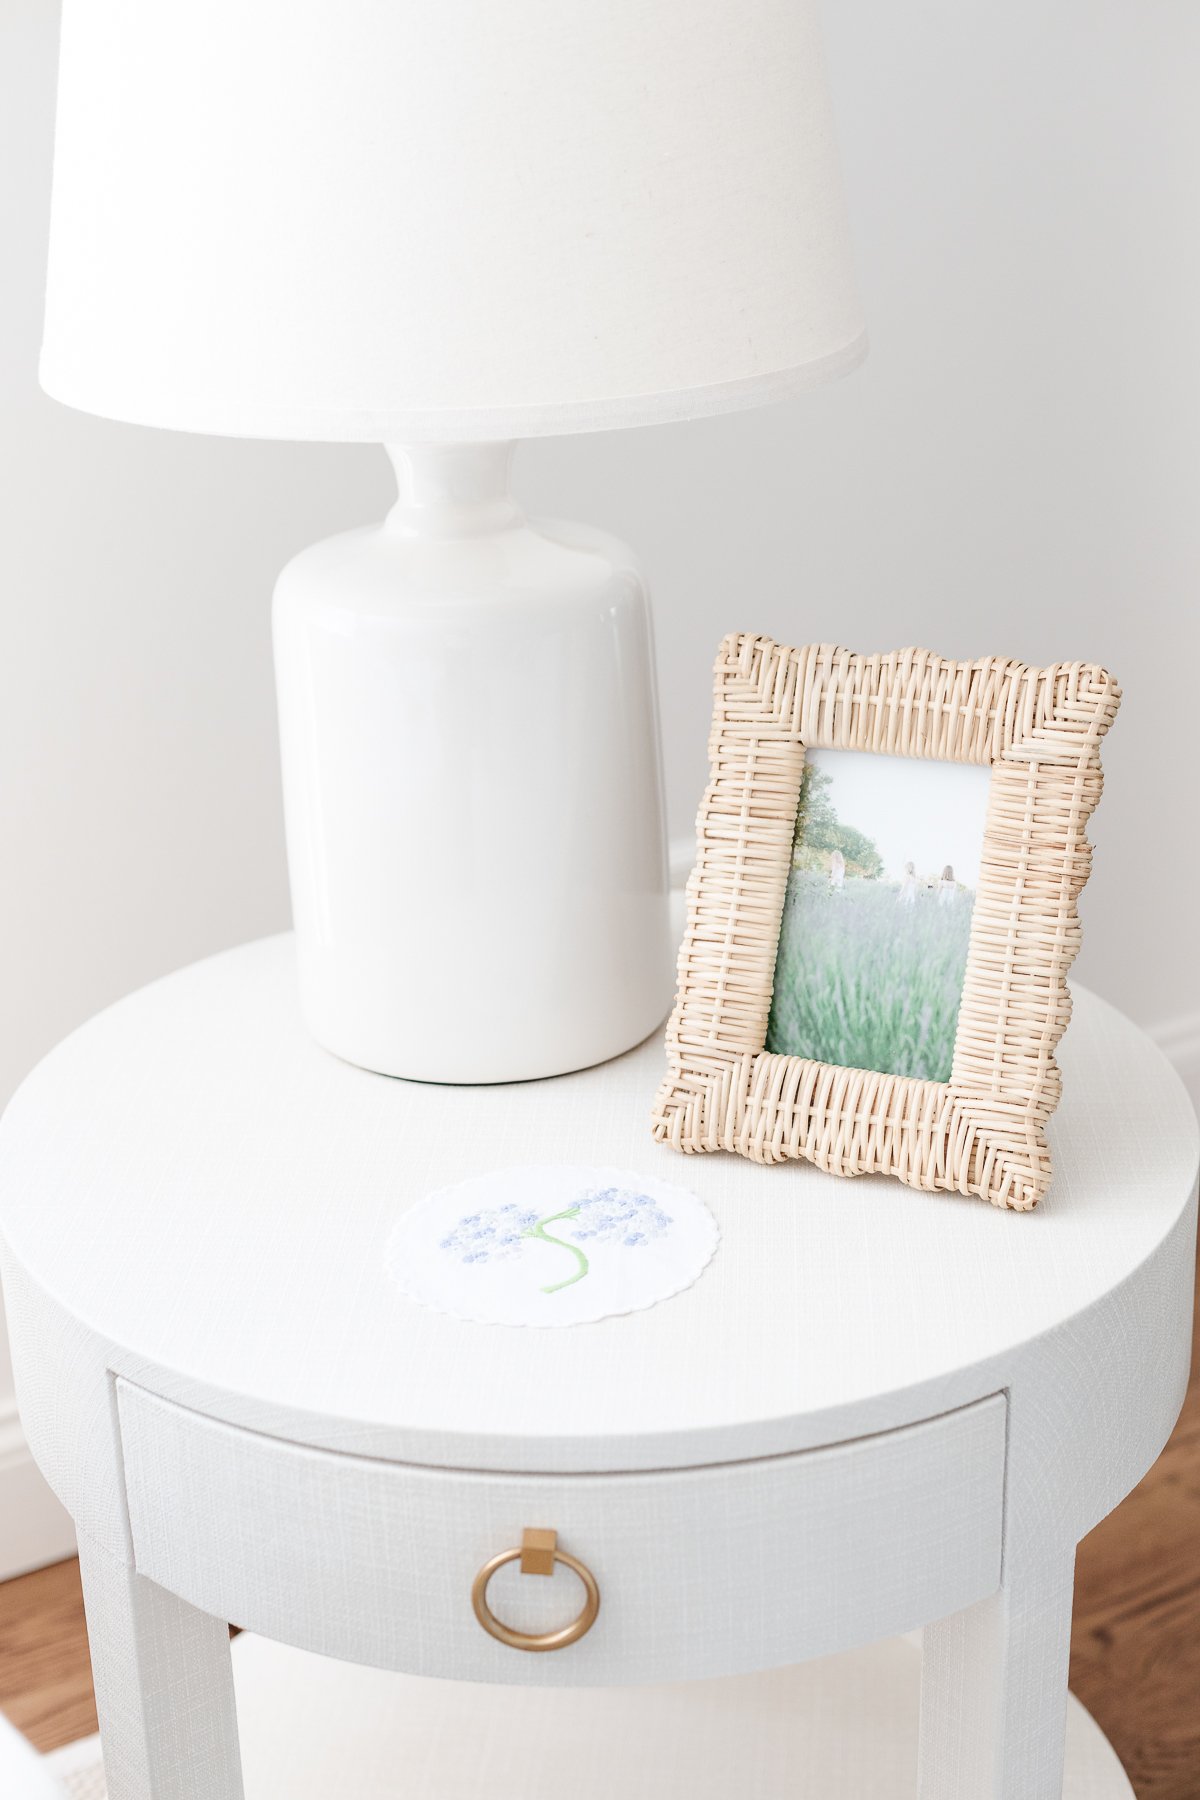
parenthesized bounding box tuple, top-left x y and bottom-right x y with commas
(0, 936, 1195, 1800)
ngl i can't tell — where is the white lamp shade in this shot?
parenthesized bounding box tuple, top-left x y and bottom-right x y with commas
(41, 0, 866, 441)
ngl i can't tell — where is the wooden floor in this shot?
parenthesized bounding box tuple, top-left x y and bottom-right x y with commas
(1, 1258, 1197, 1795)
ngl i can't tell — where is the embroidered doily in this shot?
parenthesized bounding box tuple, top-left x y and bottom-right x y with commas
(385, 1164, 719, 1327)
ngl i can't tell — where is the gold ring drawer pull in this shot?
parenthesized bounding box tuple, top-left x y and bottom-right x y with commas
(471, 1528, 600, 1652)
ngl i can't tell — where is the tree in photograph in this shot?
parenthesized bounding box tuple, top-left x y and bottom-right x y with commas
(791, 763, 884, 879)
(835, 823, 884, 878)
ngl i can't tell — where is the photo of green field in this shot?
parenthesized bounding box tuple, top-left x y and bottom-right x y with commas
(765, 749, 990, 1083)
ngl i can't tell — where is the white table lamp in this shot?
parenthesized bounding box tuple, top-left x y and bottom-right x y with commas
(41, 0, 866, 1083)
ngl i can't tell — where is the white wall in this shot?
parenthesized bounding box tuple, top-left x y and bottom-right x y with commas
(2, 0, 1198, 1571)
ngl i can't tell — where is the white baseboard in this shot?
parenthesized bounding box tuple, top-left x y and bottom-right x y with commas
(668, 835, 696, 892)
(0, 1399, 76, 1580)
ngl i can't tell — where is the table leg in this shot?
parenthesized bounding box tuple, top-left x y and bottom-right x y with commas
(917, 1547, 1076, 1800)
(77, 1531, 244, 1800)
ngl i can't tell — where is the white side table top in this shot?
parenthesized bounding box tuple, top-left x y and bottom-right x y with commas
(0, 934, 1195, 1489)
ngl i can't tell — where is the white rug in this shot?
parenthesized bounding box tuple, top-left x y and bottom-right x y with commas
(43, 1735, 104, 1800)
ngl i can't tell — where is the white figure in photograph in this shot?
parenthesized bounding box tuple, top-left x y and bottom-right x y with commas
(937, 864, 957, 906)
(828, 848, 846, 891)
(898, 860, 918, 906)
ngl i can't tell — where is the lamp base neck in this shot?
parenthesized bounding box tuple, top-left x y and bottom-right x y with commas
(384, 441, 520, 537)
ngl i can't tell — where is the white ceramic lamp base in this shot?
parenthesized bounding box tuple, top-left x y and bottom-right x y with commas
(273, 443, 673, 1084)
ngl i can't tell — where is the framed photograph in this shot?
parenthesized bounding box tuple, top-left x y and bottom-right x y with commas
(653, 636, 1121, 1209)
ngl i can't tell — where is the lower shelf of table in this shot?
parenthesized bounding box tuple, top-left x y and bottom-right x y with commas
(50, 1631, 1133, 1800)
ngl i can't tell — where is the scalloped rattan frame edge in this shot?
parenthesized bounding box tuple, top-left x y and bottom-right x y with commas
(651, 635, 1121, 1210)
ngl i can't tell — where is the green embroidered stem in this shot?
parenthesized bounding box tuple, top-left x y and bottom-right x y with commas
(524, 1207, 590, 1293)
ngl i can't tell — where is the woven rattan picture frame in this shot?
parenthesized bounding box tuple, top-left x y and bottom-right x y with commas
(652, 635, 1121, 1209)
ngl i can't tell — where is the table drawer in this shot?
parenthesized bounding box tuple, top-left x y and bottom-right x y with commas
(116, 1380, 1005, 1686)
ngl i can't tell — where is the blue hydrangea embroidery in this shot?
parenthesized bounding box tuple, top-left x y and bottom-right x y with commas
(439, 1187, 671, 1294)
(439, 1204, 540, 1266)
